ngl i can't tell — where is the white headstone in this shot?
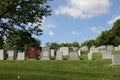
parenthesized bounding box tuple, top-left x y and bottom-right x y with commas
(56, 50, 63, 60)
(97, 45, 106, 53)
(68, 51, 79, 60)
(80, 46, 89, 52)
(119, 45, 120, 48)
(90, 46, 99, 53)
(68, 47, 79, 60)
(7, 51, 14, 60)
(17, 52, 25, 60)
(0, 49, 4, 60)
(41, 47, 50, 60)
(98, 47, 106, 54)
(114, 47, 119, 51)
(78, 49, 81, 56)
(114, 46, 120, 51)
(102, 50, 112, 60)
(112, 55, 120, 65)
(60, 47, 69, 56)
(50, 49, 55, 56)
(107, 45, 114, 51)
(88, 51, 92, 60)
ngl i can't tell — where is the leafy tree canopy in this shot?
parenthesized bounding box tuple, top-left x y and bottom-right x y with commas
(111, 19, 120, 37)
(0, 0, 51, 36)
(3, 30, 41, 50)
(81, 19, 120, 47)
(0, 35, 4, 49)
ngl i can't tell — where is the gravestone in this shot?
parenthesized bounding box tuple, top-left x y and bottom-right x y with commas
(68, 47, 79, 60)
(97, 45, 106, 53)
(7, 51, 14, 60)
(28, 47, 40, 60)
(41, 47, 50, 60)
(71, 47, 78, 51)
(50, 49, 55, 56)
(114, 46, 120, 51)
(107, 45, 114, 51)
(90, 46, 99, 53)
(69, 52, 79, 60)
(90, 46, 96, 49)
(60, 47, 69, 56)
(56, 50, 63, 60)
(98, 47, 106, 54)
(88, 51, 92, 60)
(103, 50, 112, 59)
(78, 49, 81, 56)
(0, 49, 4, 60)
(17, 52, 25, 60)
(112, 55, 120, 65)
(99, 48, 112, 60)
(80, 46, 89, 52)
(114, 47, 119, 51)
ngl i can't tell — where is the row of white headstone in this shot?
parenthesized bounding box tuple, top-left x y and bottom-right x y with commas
(88, 45, 120, 65)
(41, 47, 79, 60)
(0, 50, 25, 60)
(88, 45, 114, 60)
(0, 47, 80, 60)
(0, 45, 120, 65)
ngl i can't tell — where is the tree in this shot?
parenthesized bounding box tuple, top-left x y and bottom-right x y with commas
(72, 41, 80, 48)
(81, 19, 120, 47)
(95, 19, 120, 46)
(111, 19, 120, 37)
(3, 30, 41, 50)
(45, 42, 51, 47)
(96, 30, 116, 46)
(0, 0, 51, 36)
(49, 42, 60, 49)
(0, 35, 4, 49)
(81, 39, 96, 48)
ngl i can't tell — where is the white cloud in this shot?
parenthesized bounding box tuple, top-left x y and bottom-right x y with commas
(46, 23, 56, 28)
(91, 27, 105, 34)
(41, 18, 56, 29)
(71, 31, 79, 35)
(48, 30, 55, 36)
(55, 0, 110, 19)
(108, 16, 120, 25)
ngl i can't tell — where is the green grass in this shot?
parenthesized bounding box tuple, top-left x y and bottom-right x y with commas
(112, 51, 120, 55)
(0, 54, 120, 80)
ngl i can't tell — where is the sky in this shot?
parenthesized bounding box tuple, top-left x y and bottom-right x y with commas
(36, 0, 120, 46)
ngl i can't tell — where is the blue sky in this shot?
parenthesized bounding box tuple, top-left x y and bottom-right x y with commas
(37, 0, 120, 46)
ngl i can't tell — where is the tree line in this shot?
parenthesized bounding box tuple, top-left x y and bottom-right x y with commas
(81, 19, 120, 48)
(46, 41, 80, 49)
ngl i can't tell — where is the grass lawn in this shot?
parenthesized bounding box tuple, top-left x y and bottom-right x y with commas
(0, 53, 120, 80)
